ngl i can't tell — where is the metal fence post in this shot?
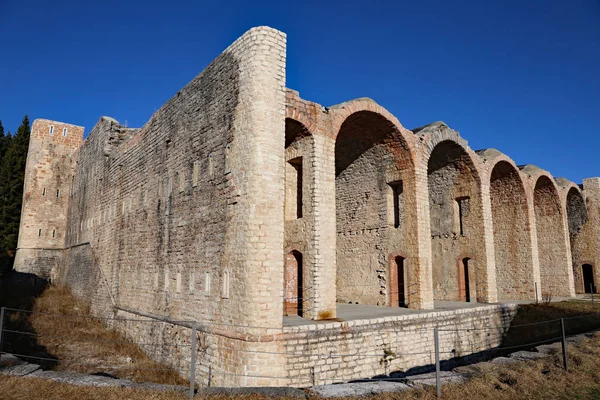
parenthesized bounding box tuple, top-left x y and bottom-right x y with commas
(434, 327, 441, 398)
(189, 325, 197, 400)
(560, 318, 568, 371)
(0, 307, 5, 363)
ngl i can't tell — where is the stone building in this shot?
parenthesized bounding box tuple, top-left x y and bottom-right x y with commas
(13, 26, 600, 386)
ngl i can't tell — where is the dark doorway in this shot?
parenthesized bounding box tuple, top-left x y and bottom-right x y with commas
(461, 258, 471, 302)
(583, 264, 595, 294)
(390, 256, 407, 307)
(284, 250, 303, 317)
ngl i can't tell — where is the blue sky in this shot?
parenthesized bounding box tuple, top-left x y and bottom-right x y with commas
(0, 0, 598, 183)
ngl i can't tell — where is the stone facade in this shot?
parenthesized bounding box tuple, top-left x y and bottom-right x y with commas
(13, 26, 600, 387)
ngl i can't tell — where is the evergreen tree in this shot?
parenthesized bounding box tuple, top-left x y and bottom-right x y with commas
(0, 115, 30, 263)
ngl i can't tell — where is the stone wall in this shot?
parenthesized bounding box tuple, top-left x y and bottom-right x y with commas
(570, 178, 600, 293)
(14, 119, 84, 278)
(281, 304, 518, 386)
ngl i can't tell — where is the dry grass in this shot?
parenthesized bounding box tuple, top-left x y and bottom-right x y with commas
(2, 332, 600, 399)
(9, 285, 187, 386)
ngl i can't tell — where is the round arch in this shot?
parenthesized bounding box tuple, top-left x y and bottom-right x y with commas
(489, 160, 535, 300)
(333, 108, 416, 308)
(426, 138, 486, 302)
(533, 174, 572, 297)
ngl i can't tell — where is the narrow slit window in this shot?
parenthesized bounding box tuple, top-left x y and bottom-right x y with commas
(38, 229, 42, 237)
(389, 181, 403, 228)
(285, 157, 303, 220)
(222, 271, 230, 299)
(52, 229, 56, 238)
(456, 197, 470, 236)
(164, 269, 169, 292)
(62, 128, 67, 137)
(56, 189, 60, 198)
(189, 271, 195, 292)
(42, 188, 46, 197)
(205, 271, 211, 296)
(192, 161, 199, 187)
(49, 126, 54, 135)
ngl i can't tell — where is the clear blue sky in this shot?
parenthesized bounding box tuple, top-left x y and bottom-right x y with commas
(1, 0, 598, 183)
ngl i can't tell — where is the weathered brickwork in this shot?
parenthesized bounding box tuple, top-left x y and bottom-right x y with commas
(13, 26, 600, 387)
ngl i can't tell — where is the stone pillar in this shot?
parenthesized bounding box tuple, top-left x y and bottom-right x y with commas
(222, 26, 287, 331)
(479, 181, 499, 303)
(526, 193, 543, 301)
(410, 155, 434, 309)
(307, 134, 337, 319)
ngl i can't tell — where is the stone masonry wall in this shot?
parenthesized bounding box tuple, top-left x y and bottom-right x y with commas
(54, 26, 288, 386)
(570, 179, 600, 293)
(14, 119, 84, 278)
(281, 304, 518, 386)
(334, 111, 416, 307)
(531, 174, 572, 297)
(488, 160, 536, 300)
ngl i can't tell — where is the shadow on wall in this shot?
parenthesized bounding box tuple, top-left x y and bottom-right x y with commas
(0, 270, 58, 368)
(368, 302, 600, 381)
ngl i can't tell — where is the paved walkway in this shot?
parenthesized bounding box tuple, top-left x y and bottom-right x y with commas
(283, 297, 576, 327)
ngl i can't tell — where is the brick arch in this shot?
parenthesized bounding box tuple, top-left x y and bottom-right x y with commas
(566, 187, 588, 236)
(285, 117, 313, 148)
(330, 98, 417, 162)
(427, 139, 486, 301)
(564, 185, 590, 295)
(487, 158, 535, 300)
(531, 174, 572, 296)
(332, 101, 419, 308)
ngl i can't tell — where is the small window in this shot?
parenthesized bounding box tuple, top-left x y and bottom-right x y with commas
(208, 154, 214, 179)
(205, 271, 211, 296)
(52, 229, 56, 238)
(154, 271, 159, 288)
(62, 128, 67, 137)
(38, 229, 42, 237)
(192, 161, 200, 187)
(42, 188, 46, 197)
(388, 181, 403, 228)
(49, 126, 54, 135)
(189, 271, 195, 292)
(176, 271, 182, 293)
(222, 271, 230, 299)
(56, 189, 60, 198)
(456, 197, 470, 236)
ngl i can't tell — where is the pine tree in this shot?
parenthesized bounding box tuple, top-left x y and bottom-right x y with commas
(0, 115, 30, 263)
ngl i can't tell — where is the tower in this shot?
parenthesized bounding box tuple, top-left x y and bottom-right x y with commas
(13, 119, 84, 279)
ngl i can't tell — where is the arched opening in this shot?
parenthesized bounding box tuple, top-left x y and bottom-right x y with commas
(534, 176, 571, 297)
(284, 250, 303, 317)
(427, 140, 484, 301)
(567, 188, 589, 293)
(490, 161, 534, 300)
(335, 111, 413, 306)
(285, 119, 311, 221)
(460, 258, 471, 302)
(389, 256, 407, 307)
(582, 264, 595, 294)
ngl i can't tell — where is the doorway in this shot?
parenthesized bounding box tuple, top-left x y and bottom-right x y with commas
(390, 256, 407, 307)
(583, 264, 595, 294)
(460, 258, 471, 302)
(284, 250, 303, 317)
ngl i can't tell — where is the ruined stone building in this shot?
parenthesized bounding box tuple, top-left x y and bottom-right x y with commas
(13, 26, 600, 386)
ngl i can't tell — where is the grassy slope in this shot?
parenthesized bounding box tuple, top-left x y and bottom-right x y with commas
(1, 331, 600, 399)
(7, 285, 187, 386)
